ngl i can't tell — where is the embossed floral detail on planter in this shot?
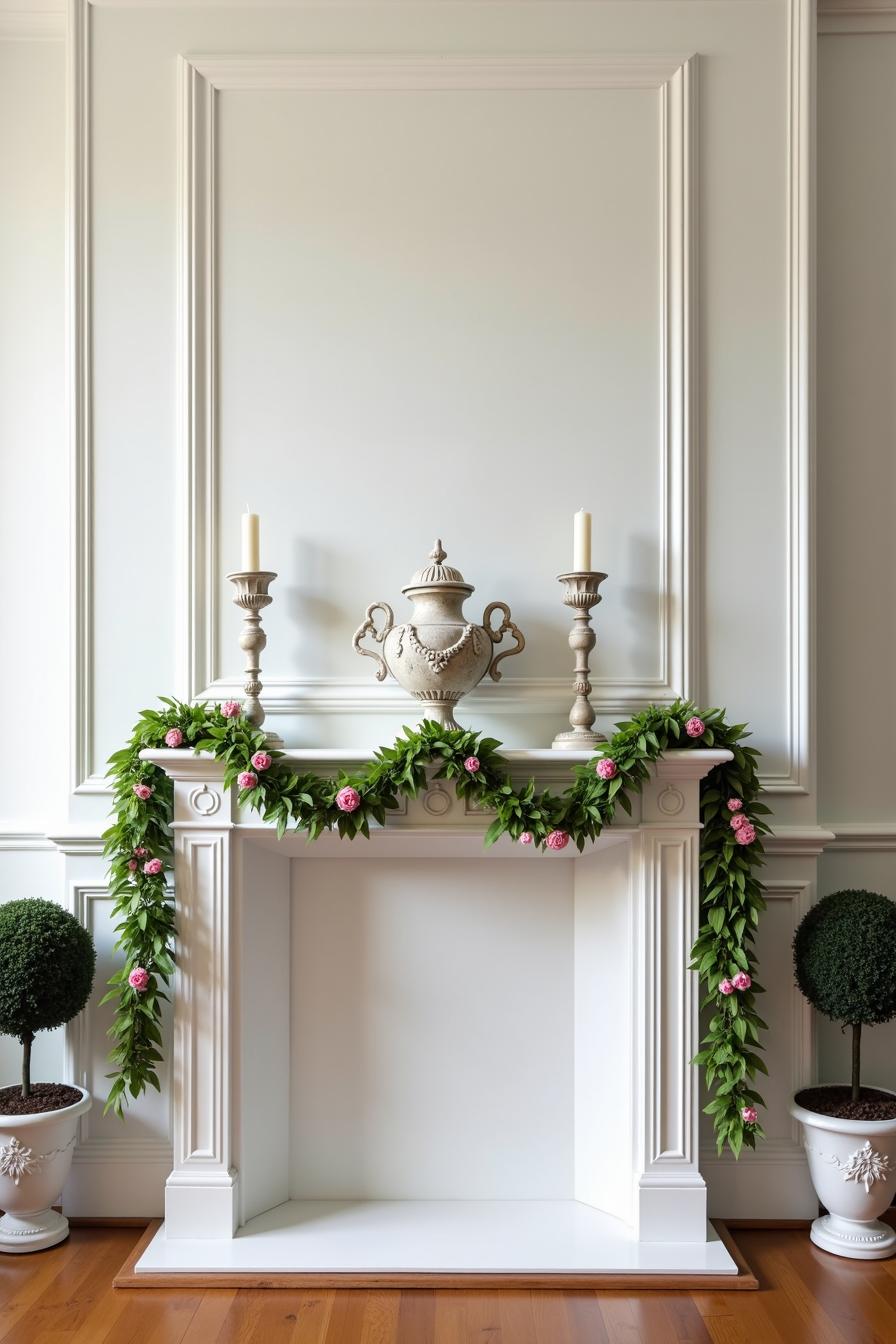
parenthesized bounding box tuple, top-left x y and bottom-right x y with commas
(841, 1140, 892, 1193)
(0, 1137, 39, 1185)
(805, 1137, 892, 1194)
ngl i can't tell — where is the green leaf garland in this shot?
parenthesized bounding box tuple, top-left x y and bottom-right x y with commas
(102, 698, 767, 1155)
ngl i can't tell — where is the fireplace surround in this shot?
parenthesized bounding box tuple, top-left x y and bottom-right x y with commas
(131, 746, 739, 1279)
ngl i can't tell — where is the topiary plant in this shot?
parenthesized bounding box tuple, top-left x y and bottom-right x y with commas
(0, 898, 96, 1101)
(794, 889, 896, 1102)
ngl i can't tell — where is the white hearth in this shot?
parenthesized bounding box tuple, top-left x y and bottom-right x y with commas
(134, 747, 738, 1279)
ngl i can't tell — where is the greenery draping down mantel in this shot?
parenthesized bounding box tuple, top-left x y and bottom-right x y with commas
(101, 699, 769, 1156)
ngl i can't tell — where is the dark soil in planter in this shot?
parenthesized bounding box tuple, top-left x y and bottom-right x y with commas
(0, 1083, 83, 1116)
(796, 1085, 896, 1122)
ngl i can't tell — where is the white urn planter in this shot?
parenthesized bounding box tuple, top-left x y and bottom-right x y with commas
(791, 1089, 896, 1260)
(0, 1087, 91, 1253)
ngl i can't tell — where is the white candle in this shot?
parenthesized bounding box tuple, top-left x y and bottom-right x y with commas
(241, 511, 260, 571)
(573, 509, 592, 572)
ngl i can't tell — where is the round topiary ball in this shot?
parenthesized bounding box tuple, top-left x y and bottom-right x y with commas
(0, 898, 96, 1040)
(794, 889, 896, 1027)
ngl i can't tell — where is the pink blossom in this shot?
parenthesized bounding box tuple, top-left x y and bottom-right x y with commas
(719, 978, 735, 996)
(133, 846, 148, 858)
(546, 830, 569, 851)
(128, 967, 150, 992)
(143, 857, 163, 876)
(336, 786, 361, 813)
(251, 751, 272, 772)
(464, 756, 481, 774)
(735, 823, 757, 846)
(730, 813, 750, 831)
(237, 771, 258, 790)
(733, 971, 752, 991)
(127, 859, 138, 872)
(727, 798, 743, 812)
(519, 832, 533, 846)
(596, 758, 618, 781)
(164, 727, 184, 748)
(221, 700, 241, 718)
(741, 1106, 758, 1125)
(133, 783, 153, 801)
(685, 716, 705, 738)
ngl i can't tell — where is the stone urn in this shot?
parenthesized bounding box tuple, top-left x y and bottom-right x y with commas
(353, 540, 525, 729)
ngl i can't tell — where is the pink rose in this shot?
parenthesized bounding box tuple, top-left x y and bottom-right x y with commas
(546, 830, 569, 851)
(464, 756, 481, 774)
(164, 728, 184, 748)
(336, 786, 361, 813)
(237, 771, 258, 790)
(596, 758, 617, 781)
(730, 813, 750, 831)
(741, 1106, 758, 1125)
(727, 798, 743, 812)
(519, 832, 533, 846)
(143, 857, 163, 876)
(221, 700, 241, 718)
(128, 967, 150, 992)
(127, 859, 138, 872)
(685, 716, 705, 738)
(133, 783, 153, 801)
(733, 971, 752, 990)
(719, 978, 735, 996)
(251, 751, 272, 771)
(133, 846, 148, 858)
(735, 823, 757, 846)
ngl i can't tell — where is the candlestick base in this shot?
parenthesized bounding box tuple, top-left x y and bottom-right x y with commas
(552, 727, 606, 749)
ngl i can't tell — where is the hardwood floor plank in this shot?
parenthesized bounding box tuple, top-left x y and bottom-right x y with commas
(180, 1290, 238, 1343)
(597, 1294, 644, 1343)
(497, 1289, 538, 1344)
(396, 1289, 435, 1344)
(789, 1237, 896, 1344)
(462, 1289, 502, 1343)
(628, 1292, 713, 1343)
(360, 1289, 401, 1344)
(432, 1290, 465, 1344)
(0, 1231, 136, 1344)
(563, 1291, 611, 1344)
(529, 1289, 576, 1344)
(324, 1290, 373, 1344)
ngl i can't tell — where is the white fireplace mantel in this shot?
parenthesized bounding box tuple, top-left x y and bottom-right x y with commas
(133, 746, 741, 1280)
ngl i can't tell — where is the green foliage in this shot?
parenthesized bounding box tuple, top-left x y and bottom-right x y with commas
(0, 898, 96, 1038)
(794, 889, 896, 1028)
(103, 697, 768, 1155)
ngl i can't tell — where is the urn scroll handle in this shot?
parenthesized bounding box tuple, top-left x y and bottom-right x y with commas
(482, 601, 526, 682)
(352, 602, 395, 682)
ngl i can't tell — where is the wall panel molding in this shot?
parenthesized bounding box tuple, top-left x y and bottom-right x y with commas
(819, 0, 896, 34)
(179, 51, 699, 722)
(67, 0, 101, 793)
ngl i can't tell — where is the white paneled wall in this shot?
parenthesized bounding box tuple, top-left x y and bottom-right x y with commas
(0, 0, 891, 1219)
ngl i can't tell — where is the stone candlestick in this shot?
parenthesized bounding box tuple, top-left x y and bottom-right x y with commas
(227, 570, 280, 743)
(552, 571, 608, 749)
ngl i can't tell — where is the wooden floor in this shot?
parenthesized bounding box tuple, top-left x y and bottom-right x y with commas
(2, 1225, 896, 1343)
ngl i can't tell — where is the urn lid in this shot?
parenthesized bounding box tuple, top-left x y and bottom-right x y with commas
(402, 540, 474, 596)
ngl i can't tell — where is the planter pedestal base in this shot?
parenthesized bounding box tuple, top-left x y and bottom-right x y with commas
(811, 1213, 896, 1261)
(0, 1208, 69, 1254)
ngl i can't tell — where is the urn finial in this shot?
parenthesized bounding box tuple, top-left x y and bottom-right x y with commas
(430, 539, 447, 565)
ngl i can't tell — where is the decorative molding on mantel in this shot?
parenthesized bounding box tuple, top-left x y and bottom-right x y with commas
(0, 829, 56, 852)
(0, 11, 65, 40)
(177, 50, 699, 734)
(819, 0, 896, 34)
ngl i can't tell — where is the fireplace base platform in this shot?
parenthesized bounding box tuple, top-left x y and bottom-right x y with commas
(122, 1199, 748, 1288)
